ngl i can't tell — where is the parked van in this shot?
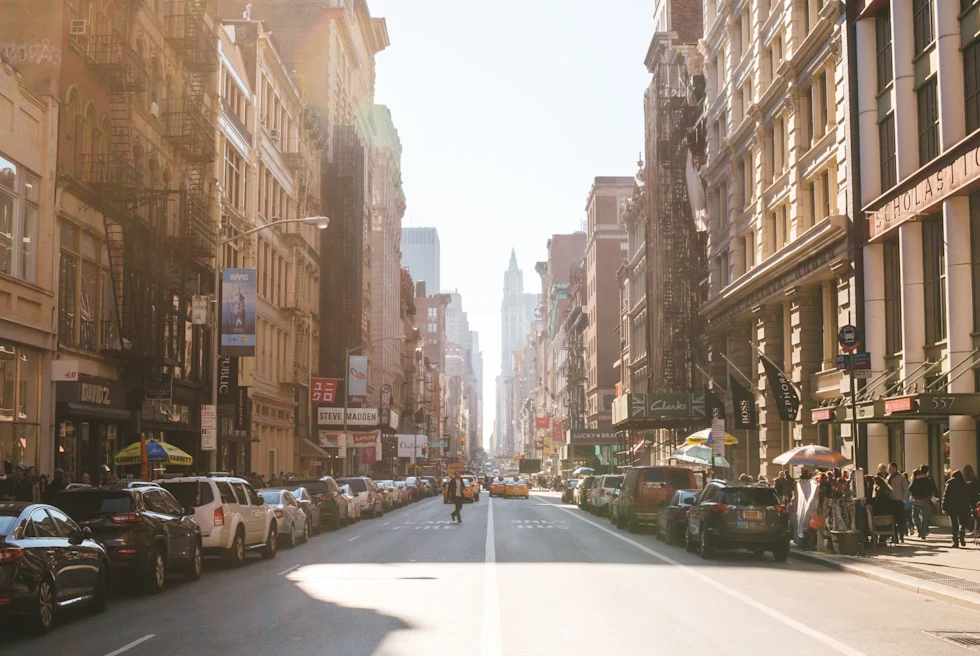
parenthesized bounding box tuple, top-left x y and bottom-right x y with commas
(617, 466, 700, 533)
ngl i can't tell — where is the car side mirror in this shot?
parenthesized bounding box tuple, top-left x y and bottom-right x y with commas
(82, 526, 92, 539)
(183, 506, 196, 517)
(68, 527, 88, 545)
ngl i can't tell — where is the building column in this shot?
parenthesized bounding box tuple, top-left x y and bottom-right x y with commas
(890, 0, 918, 179)
(900, 222, 928, 473)
(755, 304, 786, 479)
(863, 242, 890, 469)
(856, 18, 881, 203)
(936, 0, 966, 149)
(790, 287, 821, 446)
(945, 197, 979, 474)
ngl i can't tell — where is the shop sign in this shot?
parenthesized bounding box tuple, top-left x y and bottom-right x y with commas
(381, 408, 399, 430)
(191, 295, 209, 325)
(234, 388, 251, 431)
(535, 417, 551, 429)
(567, 429, 618, 445)
(52, 359, 78, 382)
(201, 404, 216, 451)
(218, 357, 238, 405)
(811, 408, 835, 422)
(868, 139, 980, 241)
(317, 407, 379, 426)
(552, 420, 564, 444)
(396, 434, 425, 460)
(80, 382, 113, 406)
(350, 430, 380, 447)
(146, 374, 173, 404)
(612, 393, 707, 425)
(884, 397, 915, 414)
(915, 394, 980, 416)
(56, 375, 126, 410)
(310, 378, 340, 405)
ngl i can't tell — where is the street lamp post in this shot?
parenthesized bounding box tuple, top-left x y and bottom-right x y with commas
(341, 335, 405, 476)
(210, 215, 330, 471)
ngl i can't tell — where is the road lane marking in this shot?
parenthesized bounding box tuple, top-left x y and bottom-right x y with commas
(383, 522, 390, 525)
(544, 499, 867, 656)
(482, 496, 502, 656)
(278, 564, 302, 576)
(348, 535, 360, 541)
(104, 634, 155, 656)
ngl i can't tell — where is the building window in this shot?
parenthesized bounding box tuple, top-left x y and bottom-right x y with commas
(0, 343, 40, 469)
(223, 144, 245, 212)
(876, 11, 893, 93)
(912, 0, 934, 56)
(922, 218, 947, 344)
(820, 169, 832, 218)
(883, 239, 902, 355)
(879, 113, 897, 191)
(427, 307, 437, 319)
(427, 322, 437, 333)
(58, 221, 103, 352)
(0, 154, 39, 283)
(917, 77, 939, 164)
(966, 38, 980, 134)
(971, 192, 980, 331)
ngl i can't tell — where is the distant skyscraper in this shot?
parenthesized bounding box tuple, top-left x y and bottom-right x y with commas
(501, 249, 526, 376)
(401, 227, 441, 293)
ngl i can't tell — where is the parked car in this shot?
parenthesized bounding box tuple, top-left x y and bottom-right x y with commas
(287, 486, 321, 534)
(376, 480, 398, 510)
(403, 477, 423, 502)
(575, 475, 598, 509)
(608, 488, 622, 525)
(267, 477, 344, 532)
(393, 480, 409, 506)
(337, 485, 361, 524)
(337, 477, 384, 518)
(155, 475, 278, 566)
(655, 489, 698, 545)
(684, 481, 790, 561)
(617, 466, 700, 533)
(0, 502, 110, 633)
(561, 479, 579, 503)
(259, 489, 309, 547)
(588, 475, 623, 516)
(54, 485, 202, 594)
(421, 476, 440, 497)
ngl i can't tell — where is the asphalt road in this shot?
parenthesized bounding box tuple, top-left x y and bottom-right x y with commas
(2, 491, 978, 655)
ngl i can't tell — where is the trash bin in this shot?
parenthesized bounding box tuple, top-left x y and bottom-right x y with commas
(830, 530, 860, 556)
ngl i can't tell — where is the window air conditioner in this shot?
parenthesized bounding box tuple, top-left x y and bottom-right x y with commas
(269, 129, 281, 142)
(70, 19, 92, 42)
(150, 102, 160, 118)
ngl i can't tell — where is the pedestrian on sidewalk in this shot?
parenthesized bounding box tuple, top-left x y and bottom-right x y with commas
(964, 465, 980, 519)
(910, 465, 939, 539)
(903, 471, 915, 537)
(942, 470, 972, 548)
(448, 472, 465, 523)
(888, 462, 910, 543)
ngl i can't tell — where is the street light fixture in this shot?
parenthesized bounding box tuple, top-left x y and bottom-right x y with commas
(208, 215, 330, 468)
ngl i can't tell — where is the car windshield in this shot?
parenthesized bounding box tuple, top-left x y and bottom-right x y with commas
(260, 491, 282, 505)
(340, 479, 368, 493)
(158, 481, 214, 508)
(720, 488, 781, 507)
(0, 515, 19, 537)
(54, 492, 134, 519)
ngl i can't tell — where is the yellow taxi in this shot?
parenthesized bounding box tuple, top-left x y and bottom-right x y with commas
(466, 475, 481, 501)
(489, 477, 507, 497)
(504, 478, 530, 499)
(443, 476, 475, 503)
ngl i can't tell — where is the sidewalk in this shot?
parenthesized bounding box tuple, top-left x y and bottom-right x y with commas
(791, 527, 980, 612)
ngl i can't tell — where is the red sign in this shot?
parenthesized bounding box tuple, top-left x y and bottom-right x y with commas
(535, 417, 551, 429)
(552, 420, 564, 443)
(351, 431, 380, 446)
(361, 446, 376, 464)
(311, 378, 340, 405)
(811, 408, 834, 422)
(885, 397, 915, 414)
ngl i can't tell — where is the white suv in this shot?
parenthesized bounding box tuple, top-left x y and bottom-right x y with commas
(337, 477, 384, 518)
(156, 475, 279, 566)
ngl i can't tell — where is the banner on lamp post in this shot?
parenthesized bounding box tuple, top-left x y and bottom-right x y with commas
(347, 355, 368, 402)
(220, 269, 256, 357)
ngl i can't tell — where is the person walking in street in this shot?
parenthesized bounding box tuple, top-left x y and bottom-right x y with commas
(448, 471, 466, 523)
(910, 465, 938, 539)
(944, 470, 973, 547)
(887, 462, 910, 543)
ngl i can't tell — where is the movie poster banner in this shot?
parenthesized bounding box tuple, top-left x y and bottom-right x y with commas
(221, 269, 256, 357)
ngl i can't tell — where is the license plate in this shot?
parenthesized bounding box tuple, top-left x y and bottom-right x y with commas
(742, 510, 763, 520)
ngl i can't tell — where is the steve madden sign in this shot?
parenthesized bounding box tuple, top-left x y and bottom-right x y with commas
(317, 407, 379, 426)
(869, 139, 980, 241)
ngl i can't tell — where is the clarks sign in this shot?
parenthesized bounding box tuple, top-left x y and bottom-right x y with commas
(869, 140, 980, 241)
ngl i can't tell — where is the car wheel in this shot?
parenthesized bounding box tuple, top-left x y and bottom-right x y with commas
(91, 565, 108, 613)
(772, 543, 789, 563)
(184, 541, 203, 581)
(699, 530, 713, 559)
(261, 523, 279, 559)
(628, 512, 640, 534)
(227, 528, 246, 567)
(146, 548, 167, 594)
(302, 520, 310, 544)
(32, 577, 55, 634)
(685, 526, 697, 553)
(285, 522, 296, 549)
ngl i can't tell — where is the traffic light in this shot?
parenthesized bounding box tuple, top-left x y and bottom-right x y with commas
(461, 438, 467, 446)
(421, 445, 427, 457)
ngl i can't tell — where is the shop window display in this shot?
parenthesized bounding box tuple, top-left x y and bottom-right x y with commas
(0, 343, 40, 471)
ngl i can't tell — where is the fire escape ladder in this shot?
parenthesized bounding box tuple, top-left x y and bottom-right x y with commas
(102, 217, 126, 349)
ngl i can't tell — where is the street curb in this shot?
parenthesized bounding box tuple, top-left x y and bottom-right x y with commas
(790, 548, 980, 613)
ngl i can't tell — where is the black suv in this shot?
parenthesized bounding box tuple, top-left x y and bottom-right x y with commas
(277, 478, 344, 531)
(684, 481, 790, 562)
(53, 485, 202, 593)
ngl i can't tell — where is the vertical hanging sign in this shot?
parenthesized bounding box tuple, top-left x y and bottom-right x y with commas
(347, 355, 368, 402)
(221, 268, 256, 357)
(201, 404, 217, 451)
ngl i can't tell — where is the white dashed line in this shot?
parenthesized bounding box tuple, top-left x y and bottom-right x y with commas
(103, 634, 155, 656)
(348, 535, 360, 541)
(277, 564, 302, 576)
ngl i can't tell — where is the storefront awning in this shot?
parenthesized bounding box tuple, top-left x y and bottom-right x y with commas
(58, 403, 132, 422)
(299, 437, 329, 458)
(815, 393, 980, 423)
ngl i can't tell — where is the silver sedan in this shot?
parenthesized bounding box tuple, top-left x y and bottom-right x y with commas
(259, 489, 309, 548)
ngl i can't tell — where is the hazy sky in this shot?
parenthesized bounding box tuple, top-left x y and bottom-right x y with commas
(371, 0, 653, 446)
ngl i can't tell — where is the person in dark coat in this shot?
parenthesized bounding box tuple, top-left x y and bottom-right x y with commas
(3, 465, 34, 502)
(447, 472, 466, 523)
(964, 465, 980, 519)
(43, 468, 67, 503)
(942, 470, 972, 548)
